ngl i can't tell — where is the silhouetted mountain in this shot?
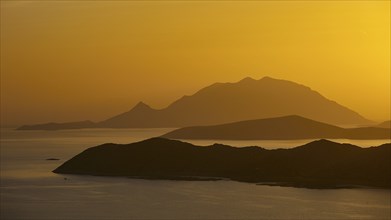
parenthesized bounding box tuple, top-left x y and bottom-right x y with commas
(99, 77, 370, 128)
(162, 115, 390, 140)
(98, 101, 159, 128)
(53, 138, 391, 189)
(19, 77, 371, 130)
(378, 120, 391, 128)
(17, 120, 97, 131)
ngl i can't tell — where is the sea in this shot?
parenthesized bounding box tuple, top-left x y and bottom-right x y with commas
(1, 128, 390, 220)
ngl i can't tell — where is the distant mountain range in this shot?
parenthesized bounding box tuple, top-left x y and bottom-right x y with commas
(162, 115, 390, 140)
(53, 138, 391, 189)
(19, 77, 372, 130)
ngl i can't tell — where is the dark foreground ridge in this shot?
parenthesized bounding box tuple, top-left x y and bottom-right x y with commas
(53, 138, 391, 189)
(162, 115, 391, 140)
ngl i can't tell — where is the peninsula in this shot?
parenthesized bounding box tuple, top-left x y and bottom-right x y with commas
(53, 138, 391, 189)
(162, 115, 390, 140)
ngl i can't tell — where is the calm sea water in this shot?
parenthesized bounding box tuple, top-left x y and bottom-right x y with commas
(1, 128, 390, 220)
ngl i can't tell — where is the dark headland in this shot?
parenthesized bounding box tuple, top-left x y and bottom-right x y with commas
(53, 138, 391, 189)
(162, 115, 391, 140)
(19, 77, 371, 130)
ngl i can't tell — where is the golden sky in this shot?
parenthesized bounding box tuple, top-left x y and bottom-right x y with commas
(1, 1, 390, 126)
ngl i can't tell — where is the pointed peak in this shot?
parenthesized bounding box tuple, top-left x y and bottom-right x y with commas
(135, 101, 148, 106)
(239, 76, 256, 82)
(132, 101, 152, 111)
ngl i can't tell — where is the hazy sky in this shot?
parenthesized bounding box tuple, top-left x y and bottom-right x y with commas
(1, 1, 390, 126)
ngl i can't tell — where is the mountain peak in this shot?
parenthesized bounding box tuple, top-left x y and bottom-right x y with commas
(238, 77, 256, 83)
(260, 76, 278, 81)
(131, 101, 152, 111)
(297, 139, 360, 151)
(101, 76, 370, 128)
(310, 139, 337, 145)
(260, 76, 273, 80)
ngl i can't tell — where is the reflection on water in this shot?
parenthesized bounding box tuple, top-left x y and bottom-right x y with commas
(1, 128, 390, 219)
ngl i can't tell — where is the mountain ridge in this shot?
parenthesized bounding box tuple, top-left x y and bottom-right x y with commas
(18, 76, 372, 130)
(53, 137, 391, 189)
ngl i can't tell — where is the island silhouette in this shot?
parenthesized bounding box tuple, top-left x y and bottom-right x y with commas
(18, 77, 371, 130)
(162, 115, 390, 140)
(53, 138, 391, 189)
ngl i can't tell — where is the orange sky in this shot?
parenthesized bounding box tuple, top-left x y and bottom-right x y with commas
(1, 1, 390, 126)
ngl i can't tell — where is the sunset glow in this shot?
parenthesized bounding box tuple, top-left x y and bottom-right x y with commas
(1, 1, 389, 126)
